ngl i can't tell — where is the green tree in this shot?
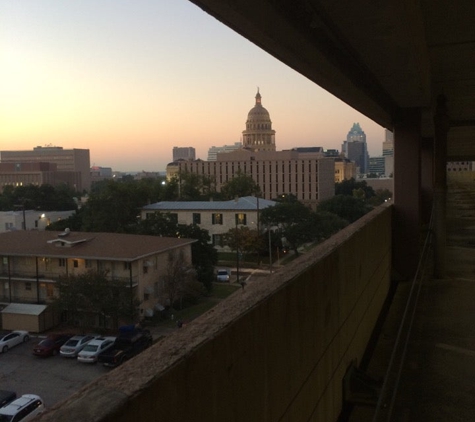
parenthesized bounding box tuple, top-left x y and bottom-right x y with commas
(317, 195, 371, 223)
(368, 189, 393, 206)
(311, 211, 349, 240)
(54, 269, 138, 329)
(335, 178, 375, 199)
(220, 170, 261, 199)
(0, 184, 78, 211)
(224, 226, 263, 260)
(80, 179, 151, 232)
(173, 171, 216, 200)
(260, 200, 315, 256)
(162, 249, 197, 310)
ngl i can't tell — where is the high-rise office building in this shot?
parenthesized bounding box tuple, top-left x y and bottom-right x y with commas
(382, 129, 394, 157)
(242, 90, 276, 152)
(0, 146, 91, 191)
(341, 123, 369, 173)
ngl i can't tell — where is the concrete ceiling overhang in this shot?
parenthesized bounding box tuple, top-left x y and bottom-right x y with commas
(188, 0, 475, 159)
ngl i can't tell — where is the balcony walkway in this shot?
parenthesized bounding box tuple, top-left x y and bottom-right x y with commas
(349, 180, 475, 421)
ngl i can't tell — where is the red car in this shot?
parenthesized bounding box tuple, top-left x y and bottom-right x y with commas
(33, 334, 72, 357)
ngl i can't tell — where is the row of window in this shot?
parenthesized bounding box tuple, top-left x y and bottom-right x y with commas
(1, 257, 139, 273)
(166, 212, 248, 226)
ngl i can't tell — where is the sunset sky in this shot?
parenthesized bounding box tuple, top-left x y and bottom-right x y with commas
(1, 0, 385, 172)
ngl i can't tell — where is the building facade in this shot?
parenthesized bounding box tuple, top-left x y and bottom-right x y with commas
(0, 162, 82, 193)
(207, 142, 242, 161)
(0, 210, 76, 232)
(173, 147, 196, 161)
(334, 157, 357, 182)
(0, 146, 91, 191)
(141, 196, 276, 249)
(172, 149, 335, 209)
(90, 166, 113, 184)
(0, 231, 194, 322)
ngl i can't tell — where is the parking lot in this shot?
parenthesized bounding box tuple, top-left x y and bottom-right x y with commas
(0, 335, 109, 408)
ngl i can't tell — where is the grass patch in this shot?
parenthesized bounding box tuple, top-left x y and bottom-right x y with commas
(153, 282, 240, 328)
(211, 282, 241, 299)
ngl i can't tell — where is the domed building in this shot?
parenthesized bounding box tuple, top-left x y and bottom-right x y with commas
(242, 89, 276, 152)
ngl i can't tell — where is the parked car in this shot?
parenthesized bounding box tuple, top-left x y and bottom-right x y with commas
(32, 334, 72, 357)
(98, 329, 153, 368)
(0, 394, 44, 422)
(59, 335, 95, 358)
(77, 337, 116, 363)
(0, 390, 16, 408)
(0, 331, 30, 354)
(216, 269, 230, 282)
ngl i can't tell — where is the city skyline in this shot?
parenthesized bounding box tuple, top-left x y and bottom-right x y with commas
(1, 0, 384, 172)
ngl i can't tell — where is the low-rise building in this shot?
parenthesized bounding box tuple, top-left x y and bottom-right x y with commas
(0, 230, 195, 327)
(141, 196, 276, 250)
(0, 210, 76, 232)
(334, 157, 357, 182)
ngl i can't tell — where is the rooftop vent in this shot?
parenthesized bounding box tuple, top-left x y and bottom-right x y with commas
(58, 228, 70, 237)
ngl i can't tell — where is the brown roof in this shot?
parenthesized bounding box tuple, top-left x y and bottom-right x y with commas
(0, 230, 195, 262)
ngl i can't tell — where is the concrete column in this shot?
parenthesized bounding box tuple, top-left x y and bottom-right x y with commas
(392, 111, 422, 279)
(433, 95, 449, 278)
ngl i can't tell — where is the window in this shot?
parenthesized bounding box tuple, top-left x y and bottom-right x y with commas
(124, 262, 131, 271)
(193, 213, 201, 224)
(212, 213, 223, 225)
(144, 293, 150, 301)
(143, 265, 148, 274)
(59, 258, 66, 267)
(25, 282, 32, 291)
(236, 213, 247, 225)
(73, 260, 79, 268)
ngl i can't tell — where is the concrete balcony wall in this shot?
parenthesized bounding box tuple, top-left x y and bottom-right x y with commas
(37, 205, 392, 422)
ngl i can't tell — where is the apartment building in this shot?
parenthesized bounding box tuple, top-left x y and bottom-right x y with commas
(0, 230, 195, 324)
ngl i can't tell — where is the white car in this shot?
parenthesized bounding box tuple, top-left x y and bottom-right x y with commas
(77, 337, 116, 363)
(59, 335, 95, 358)
(0, 331, 30, 353)
(0, 394, 44, 422)
(216, 269, 230, 282)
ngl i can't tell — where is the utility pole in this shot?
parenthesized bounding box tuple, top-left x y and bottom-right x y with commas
(268, 227, 272, 273)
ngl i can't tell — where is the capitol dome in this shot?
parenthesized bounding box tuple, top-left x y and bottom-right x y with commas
(247, 92, 271, 122)
(242, 90, 276, 152)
